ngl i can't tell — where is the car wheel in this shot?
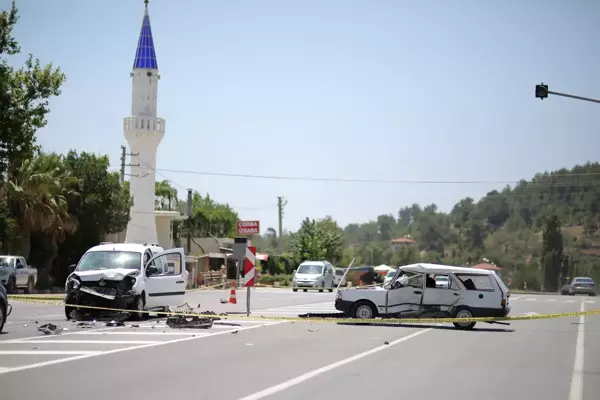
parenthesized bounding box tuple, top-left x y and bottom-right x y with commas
(452, 307, 476, 330)
(292, 288, 298, 292)
(351, 301, 377, 319)
(24, 277, 34, 294)
(130, 295, 146, 321)
(7, 277, 16, 294)
(0, 304, 6, 333)
(303, 289, 307, 292)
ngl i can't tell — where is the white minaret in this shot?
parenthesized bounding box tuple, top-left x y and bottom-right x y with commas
(123, 0, 164, 244)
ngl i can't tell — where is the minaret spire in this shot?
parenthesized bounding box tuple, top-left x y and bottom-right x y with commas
(133, 0, 158, 70)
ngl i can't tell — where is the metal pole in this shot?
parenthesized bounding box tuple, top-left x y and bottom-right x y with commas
(246, 285, 251, 316)
(547, 90, 600, 104)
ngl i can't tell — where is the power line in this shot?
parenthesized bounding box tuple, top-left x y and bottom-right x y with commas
(154, 167, 600, 186)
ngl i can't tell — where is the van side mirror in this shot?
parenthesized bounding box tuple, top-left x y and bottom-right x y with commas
(146, 265, 158, 277)
(68, 264, 77, 274)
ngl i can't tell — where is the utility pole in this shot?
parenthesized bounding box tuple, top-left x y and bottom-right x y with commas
(186, 189, 193, 254)
(535, 83, 600, 104)
(277, 196, 287, 244)
(120, 145, 140, 182)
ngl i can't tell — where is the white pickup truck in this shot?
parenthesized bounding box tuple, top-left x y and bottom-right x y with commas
(0, 255, 38, 294)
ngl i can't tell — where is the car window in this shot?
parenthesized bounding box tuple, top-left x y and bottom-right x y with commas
(399, 272, 423, 289)
(456, 274, 495, 291)
(574, 278, 594, 284)
(297, 264, 323, 274)
(78, 251, 142, 271)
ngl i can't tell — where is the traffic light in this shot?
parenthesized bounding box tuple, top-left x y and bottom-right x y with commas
(535, 83, 549, 100)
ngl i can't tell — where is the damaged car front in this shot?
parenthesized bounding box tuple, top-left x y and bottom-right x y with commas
(65, 250, 144, 320)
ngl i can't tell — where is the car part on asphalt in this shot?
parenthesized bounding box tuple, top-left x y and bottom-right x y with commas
(165, 303, 222, 329)
(38, 323, 61, 335)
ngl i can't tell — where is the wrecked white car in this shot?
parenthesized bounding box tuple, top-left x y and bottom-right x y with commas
(335, 263, 511, 330)
(64, 243, 187, 321)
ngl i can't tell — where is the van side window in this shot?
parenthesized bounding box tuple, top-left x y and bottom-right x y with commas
(456, 274, 494, 291)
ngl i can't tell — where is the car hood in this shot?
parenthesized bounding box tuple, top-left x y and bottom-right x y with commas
(71, 268, 139, 282)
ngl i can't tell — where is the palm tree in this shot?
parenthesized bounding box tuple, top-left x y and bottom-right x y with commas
(5, 153, 78, 286)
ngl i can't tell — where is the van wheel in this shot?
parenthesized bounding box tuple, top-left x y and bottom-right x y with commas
(319, 282, 324, 293)
(328, 281, 334, 293)
(130, 295, 146, 321)
(0, 304, 6, 333)
(303, 289, 307, 292)
(292, 288, 298, 292)
(351, 301, 377, 319)
(452, 307, 476, 330)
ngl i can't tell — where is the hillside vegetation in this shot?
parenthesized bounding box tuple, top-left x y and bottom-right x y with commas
(255, 162, 600, 291)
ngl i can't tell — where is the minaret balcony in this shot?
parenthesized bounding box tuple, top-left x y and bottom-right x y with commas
(123, 116, 165, 134)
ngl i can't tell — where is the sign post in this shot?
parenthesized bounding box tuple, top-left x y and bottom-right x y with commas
(244, 246, 256, 316)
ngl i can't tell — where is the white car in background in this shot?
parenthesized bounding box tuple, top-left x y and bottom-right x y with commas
(64, 242, 187, 320)
(292, 261, 335, 292)
(383, 269, 396, 286)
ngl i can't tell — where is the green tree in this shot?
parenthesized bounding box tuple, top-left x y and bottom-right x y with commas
(541, 214, 564, 292)
(289, 217, 343, 264)
(0, 2, 66, 247)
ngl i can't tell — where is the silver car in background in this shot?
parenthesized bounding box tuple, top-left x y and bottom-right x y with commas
(560, 277, 597, 296)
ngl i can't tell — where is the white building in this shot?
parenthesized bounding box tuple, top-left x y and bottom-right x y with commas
(115, 1, 184, 248)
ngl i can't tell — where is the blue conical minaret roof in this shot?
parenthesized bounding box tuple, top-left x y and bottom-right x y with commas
(132, 1, 158, 70)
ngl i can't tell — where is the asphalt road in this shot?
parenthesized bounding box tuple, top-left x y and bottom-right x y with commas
(0, 290, 598, 400)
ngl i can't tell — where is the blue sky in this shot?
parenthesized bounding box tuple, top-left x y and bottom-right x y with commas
(10, 0, 600, 233)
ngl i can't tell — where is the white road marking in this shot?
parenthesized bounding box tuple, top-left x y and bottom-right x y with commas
(522, 312, 540, 316)
(547, 299, 556, 302)
(1, 340, 161, 345)
(0, 321, 286, 375)
(510, 296, 521, 301)
(1, 326, 120, 343)
(0, 350, 101, 355)
(525, 298, 537, 302)
(584, 300, 595, 304)
(568, 301, 585, 400)
(75, 331, 208, 336)
(565, 300, 575, 303)
(235, 328, 432, 400)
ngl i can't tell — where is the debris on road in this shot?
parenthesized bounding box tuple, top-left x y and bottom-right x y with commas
(165, 303, 220, 329)
(38, 323, 61, 335)
(106, 320, 125, 327)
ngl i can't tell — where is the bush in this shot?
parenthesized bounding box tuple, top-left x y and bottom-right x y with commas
(258, 274, 292, 286)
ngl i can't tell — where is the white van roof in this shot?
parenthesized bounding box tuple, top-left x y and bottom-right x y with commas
(87, 243, 164, 254)
(399, 263, 492, 275)
(300, 261, 327, 265)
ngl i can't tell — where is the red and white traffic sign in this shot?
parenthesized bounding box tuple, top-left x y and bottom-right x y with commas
(244, 246, 256, 287)
(236, 220, 260, 235)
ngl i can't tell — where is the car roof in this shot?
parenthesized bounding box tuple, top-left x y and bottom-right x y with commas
(574, 277, 594, 280)
(300, 261, 327, 265)
(87, 243, 164, 254)
(399, 263, 492, 275)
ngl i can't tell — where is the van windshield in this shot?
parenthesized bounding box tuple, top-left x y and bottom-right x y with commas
(297, 264, 323, 274)
(77, 251, 142, 271)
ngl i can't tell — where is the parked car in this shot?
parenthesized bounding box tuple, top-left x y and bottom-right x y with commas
(335, 263, 511, 330)
(0, 282, 11, 333)
(0, 255, 38, 294)
(560, 277, 597, 296)
(292, 261, 335, 292)
(333, 268, 347, 287)
(64, 242, 187, 320)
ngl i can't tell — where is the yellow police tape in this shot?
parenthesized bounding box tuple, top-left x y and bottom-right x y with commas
(7, 296, 600, 325)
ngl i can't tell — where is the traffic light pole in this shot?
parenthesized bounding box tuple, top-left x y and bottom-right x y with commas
(535, 83, 600, 104)
(546, 90, 600, 104)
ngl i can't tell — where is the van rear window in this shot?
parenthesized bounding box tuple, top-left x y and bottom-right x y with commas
(456, 274, 495, 291)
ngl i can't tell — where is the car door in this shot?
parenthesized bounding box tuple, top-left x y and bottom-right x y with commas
(384, 272, 424, 315)
(326, 264, 334, 286)
(15, 258, 27, 286)
(455, 273, 498, 310)
(421, 274, 461, 309)
(144, 248, 187, 308)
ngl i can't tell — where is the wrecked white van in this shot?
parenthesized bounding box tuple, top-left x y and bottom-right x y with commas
(64, 243, 187, 320)
(335, 263, 511, 330)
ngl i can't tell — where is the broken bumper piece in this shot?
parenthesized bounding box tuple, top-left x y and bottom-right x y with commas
(166, 303, 221, 329)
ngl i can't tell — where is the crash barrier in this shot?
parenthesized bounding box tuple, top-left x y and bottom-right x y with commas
(7, 296, 600, 325)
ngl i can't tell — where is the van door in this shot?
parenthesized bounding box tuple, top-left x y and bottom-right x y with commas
(455, 273, 499, 311)
(385, 272, 424, 315)
(421, 274, 460, 309)
(144, 248, 187, 308)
